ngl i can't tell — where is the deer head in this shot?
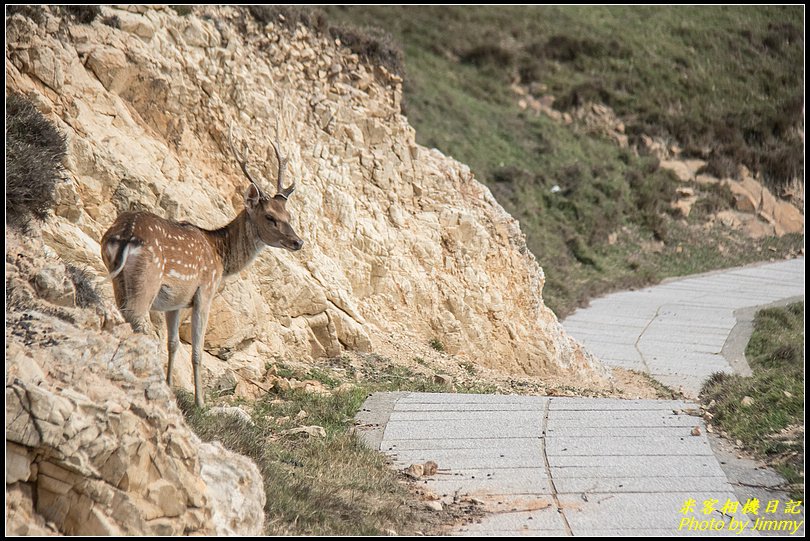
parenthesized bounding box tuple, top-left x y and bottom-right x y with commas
(228, 124, 303, 252)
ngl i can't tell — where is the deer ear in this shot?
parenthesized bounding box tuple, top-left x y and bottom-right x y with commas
(244, 183, 263, 209)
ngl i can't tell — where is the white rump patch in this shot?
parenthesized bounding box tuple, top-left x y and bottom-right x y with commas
(104, 241, 120, 264)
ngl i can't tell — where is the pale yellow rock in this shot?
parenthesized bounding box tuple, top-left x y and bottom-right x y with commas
(199, 442, 266, 535)
(695, 174, 720, 185)
(84, 506, 124, 535)
(671, 196, 699, 218)
(660, 160, 693, 182)
(682, 159, 707, 176)
(6, 442, 33, 484)
(114, 11, 156, 40)
(770, 200, 804, 235)
(5, 484, 58, 535)
(27, 41, 65, 91)
(714, 210, 775, 239)
(147, 479, 185, 518)
(85, 46, 133, 94)
(725, 179, 758, 213)
(722, 178, 803, 236)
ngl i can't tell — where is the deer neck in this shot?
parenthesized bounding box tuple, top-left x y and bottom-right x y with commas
(208, 210, 264, 277)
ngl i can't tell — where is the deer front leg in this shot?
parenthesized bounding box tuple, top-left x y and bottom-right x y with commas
(165, 309, 181, 387)
(191, 294, 212, 408)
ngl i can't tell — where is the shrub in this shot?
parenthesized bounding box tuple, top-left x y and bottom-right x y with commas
(102, 15, 120, 28)
(522, 35, 629, 68)
(553, 80, 613, 110)
(59, 6, 100, 24)
(760, 140, 803, 191)
(693, 182, 735, 216)
(248, 5, 329, 34)
(491, 165, 533, 184)
(330, 25, 405, 77)
(5, 5, 46, 24)
(6, 92, 67, 232)
(699, 153, 738, 180)
(169, 5, 194, 17)
(626, 162, 676, 240)
(762, 21, 802, 52)
(459, 44, 515, 68)
(543, 35, 602, 62)
(566, 235, 600, 269)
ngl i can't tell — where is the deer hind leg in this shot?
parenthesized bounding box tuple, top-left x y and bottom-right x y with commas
(190, 290, 212, 408)
(165, 309, 181, 386)
(111, 275, 128, 314)
(109, 274, 149, 334)
(120, 262, 162, 336)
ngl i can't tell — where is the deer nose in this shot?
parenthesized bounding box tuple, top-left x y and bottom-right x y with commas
(293, 239, 304, 251)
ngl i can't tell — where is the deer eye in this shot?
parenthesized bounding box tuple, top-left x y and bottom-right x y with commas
(266, 215, 277, 226)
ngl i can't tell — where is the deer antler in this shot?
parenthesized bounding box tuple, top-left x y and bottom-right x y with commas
(228, 123, 264, 193)
(272, 113, 295, 200)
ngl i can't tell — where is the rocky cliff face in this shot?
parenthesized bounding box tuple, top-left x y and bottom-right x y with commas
(6, 5, 605, 385)
(5, 5, 606, 533)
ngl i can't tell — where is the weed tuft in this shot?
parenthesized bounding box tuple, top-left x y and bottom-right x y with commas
(169, 5, 193, 17)
(65, 264, 102, 309)
(428, 338, 445, 353)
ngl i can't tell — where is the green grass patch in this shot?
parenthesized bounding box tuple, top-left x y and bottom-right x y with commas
(702, 303, 804, 496)
(177, 389, 426, 535)
(459, 361, 477, 376)
(177, 355, 494, 534)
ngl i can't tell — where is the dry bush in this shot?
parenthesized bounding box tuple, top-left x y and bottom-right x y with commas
(6, 92, 67, 232)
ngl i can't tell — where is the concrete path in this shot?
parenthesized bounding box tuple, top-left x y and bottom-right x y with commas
(562, 258, 805, 396)
(356, 259, 805, 535)
(357, 393, 755, 536)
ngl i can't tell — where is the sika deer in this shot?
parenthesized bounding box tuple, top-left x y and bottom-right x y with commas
(101, 125, 302, 407)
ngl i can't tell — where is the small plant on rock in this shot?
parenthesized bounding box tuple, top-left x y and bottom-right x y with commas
(428, 338, 445, 353)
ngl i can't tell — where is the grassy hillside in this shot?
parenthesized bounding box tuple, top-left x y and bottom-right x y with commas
(318, 6, 803, 315)
(325, 6, 803, 190)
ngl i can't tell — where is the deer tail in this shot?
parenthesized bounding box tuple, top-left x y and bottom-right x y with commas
(104, 242, 132, 282)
